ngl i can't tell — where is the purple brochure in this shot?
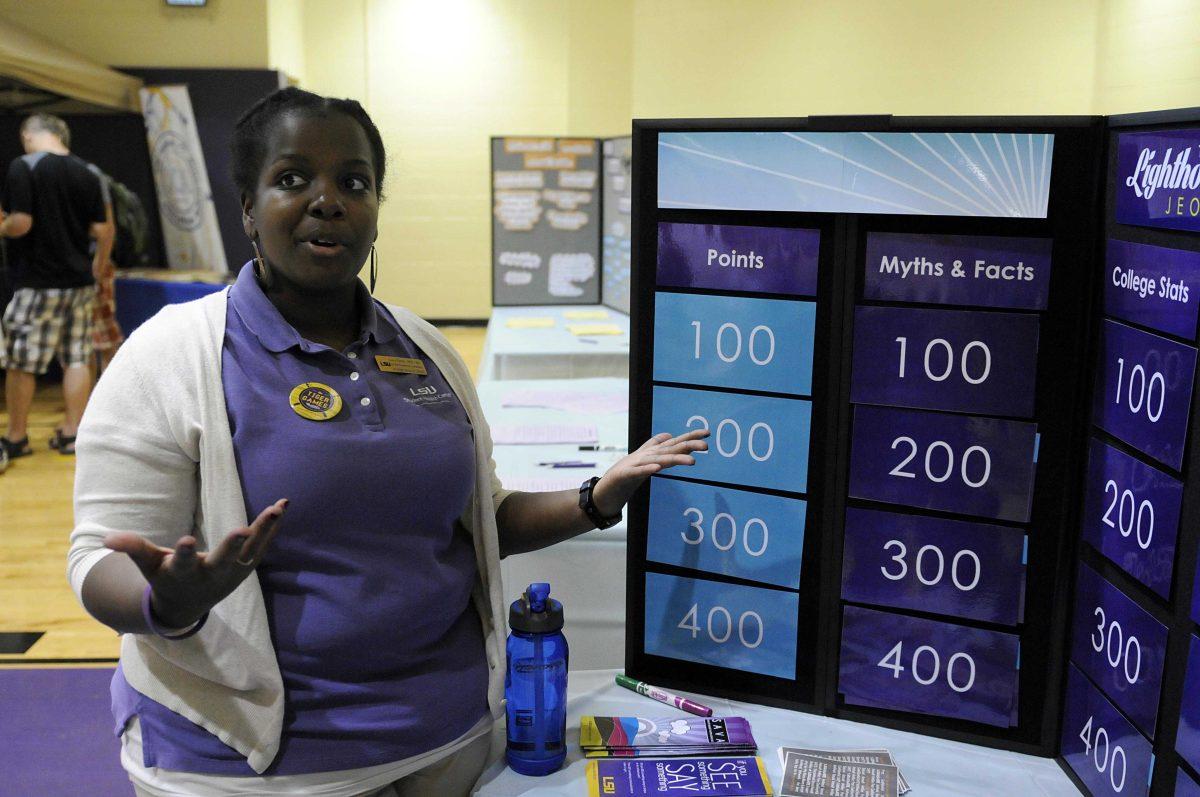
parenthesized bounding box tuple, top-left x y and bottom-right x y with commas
(841, 507, 1026, 625)
(1061, 664, 1153, 797)
(1179, 636, 1200, 775)
(863, 232, 1052, 309)
(848, 405, 1037, 523)
(586, 757, 773, 797)
(657, 222, 819, 296)
(580, 716, 756, 751)
(1115, 128, 1200, 233)
(1069, 564, 1167, 739)
(1105, 239, 1200, 339)
(838, 605, 1019, 728)
(1092, 319, 1197, 471)
(851, 306, 1039, 417)
(1080, 438, 1182, 599)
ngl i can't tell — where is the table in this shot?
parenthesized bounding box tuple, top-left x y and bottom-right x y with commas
(114, 273, 227, 336)
(473, 669, 1081, 796)
(479, 305, 631, 381)
(477, 378, 629, 669)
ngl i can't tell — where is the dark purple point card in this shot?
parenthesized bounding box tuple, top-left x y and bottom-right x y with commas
(1178, 768, 1200, 797)
(1115, 128, 1200, 234)
(1061, 664, 1153, 797)
(657, 222, 820, 296)
(1069, 564, 1167, 739)
(1092, 319, 1197, 471)
(1080, 438, 1182, 600)
(1105, 239, 1200, 340)
(851, 306, 1039, 417)
(863, 232, 1052, 309)
(838, 605, 1019, 728)
(841, 507, 1026, 625)
(1177, 636, 1200, 775)
(848, 405, 1038, 523)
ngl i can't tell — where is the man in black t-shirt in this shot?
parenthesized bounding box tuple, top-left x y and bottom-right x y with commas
(0, 114, 111, 460)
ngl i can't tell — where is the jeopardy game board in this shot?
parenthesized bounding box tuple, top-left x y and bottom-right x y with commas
(623, 111, 1200, 795)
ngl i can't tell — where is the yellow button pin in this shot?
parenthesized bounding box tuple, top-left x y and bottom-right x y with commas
(289, 382, 343, 421)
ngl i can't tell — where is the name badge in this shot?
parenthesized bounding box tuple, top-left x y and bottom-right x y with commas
(375, 355, 427, 376)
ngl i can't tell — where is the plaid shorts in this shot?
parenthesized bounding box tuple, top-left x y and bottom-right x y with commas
(92, 268, 124, 351)
(2, 285, 97, 374)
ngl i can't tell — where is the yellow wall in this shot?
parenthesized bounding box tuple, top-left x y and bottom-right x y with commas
(631, 0, 1102, 118)
(362, 0, 568, 316)
(1094, 0, 1200, 115)
(267, 0, 306, 85)
(0, 0, 269, 69)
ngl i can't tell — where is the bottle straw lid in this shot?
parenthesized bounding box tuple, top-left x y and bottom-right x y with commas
(509, 582, 564, 633)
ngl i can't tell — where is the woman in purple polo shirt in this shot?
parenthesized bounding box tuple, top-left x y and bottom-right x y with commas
(67, 88, 707, 797)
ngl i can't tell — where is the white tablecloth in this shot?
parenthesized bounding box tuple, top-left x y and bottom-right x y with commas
(479, 305, 631, 381)
(473, 669, 1080, 796)
(478, 378, 630, 670)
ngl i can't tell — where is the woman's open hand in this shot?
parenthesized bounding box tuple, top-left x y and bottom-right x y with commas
(590, 429, 709, 518)
(104, 499, 288, 628)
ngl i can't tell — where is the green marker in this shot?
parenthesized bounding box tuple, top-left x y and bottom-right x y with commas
(616, 674, 713, 716)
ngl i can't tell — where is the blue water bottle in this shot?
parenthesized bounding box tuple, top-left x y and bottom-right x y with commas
(505, 582, 568, 775)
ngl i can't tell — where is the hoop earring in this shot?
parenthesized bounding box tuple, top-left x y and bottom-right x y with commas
(252, 239, 273, 290)
(369, 245, 378, 295)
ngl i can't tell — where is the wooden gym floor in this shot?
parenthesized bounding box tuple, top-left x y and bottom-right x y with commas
(0, 325, 486, 668)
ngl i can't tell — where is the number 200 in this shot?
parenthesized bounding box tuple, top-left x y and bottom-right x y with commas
(687, 415, 774, 461)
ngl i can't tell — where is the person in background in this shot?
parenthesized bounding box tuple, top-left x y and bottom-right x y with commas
(68, 87, 707, 796)
(86, 163, 123, 375)
(0, 113, 112, 458)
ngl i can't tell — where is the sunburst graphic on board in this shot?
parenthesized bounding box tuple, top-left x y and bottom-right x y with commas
(658, 131, 1054, 218)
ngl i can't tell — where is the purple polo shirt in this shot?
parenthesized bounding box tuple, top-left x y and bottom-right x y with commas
(112, 264, 488, 775)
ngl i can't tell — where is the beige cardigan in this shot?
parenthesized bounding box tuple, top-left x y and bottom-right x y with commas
(67, 290, 511, 773)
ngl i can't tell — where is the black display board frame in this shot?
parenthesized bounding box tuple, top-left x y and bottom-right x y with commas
(1054, 107, 1200, 797)
(625, 114, 1107, 758)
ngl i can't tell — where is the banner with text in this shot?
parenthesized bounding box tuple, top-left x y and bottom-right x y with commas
(139, 85, 228, 272)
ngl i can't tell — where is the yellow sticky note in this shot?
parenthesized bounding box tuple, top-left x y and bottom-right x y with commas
(506, 317, 556, 329)
(564, 310, 610, 320)
(568, 324, 623, 336)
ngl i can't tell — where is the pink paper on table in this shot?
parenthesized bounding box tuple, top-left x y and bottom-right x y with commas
(503, 476, 585, 492)
(490, 423, 599, 445)
(502, 389, 628, 415)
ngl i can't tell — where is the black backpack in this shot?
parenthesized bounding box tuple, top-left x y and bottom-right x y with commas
(87, 164, 151, 269)
(106, 176, 151, 269)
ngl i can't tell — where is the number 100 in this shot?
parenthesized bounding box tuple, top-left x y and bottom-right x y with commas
(693, 321, 776, 365)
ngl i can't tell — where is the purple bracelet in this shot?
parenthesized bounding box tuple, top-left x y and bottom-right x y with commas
(141, 584, 207, 640)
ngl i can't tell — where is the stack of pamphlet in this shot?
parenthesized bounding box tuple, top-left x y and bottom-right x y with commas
(580, 715, 758, 758)
(586, 757, 774, 796)
(776, 747, 909, 797)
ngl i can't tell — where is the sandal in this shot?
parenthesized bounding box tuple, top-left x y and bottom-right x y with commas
(0, 436, 32, 459)
(49, 429, 77, 455)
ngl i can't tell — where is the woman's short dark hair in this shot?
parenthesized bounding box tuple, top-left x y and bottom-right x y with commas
(231, 87, 386, 200)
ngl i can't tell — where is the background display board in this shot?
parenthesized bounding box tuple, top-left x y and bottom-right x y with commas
(626, 115, 1105, 759)
(491, 136, 602, 305)
(602, 136, 633, 314)
(1059, 110, 1200, 797)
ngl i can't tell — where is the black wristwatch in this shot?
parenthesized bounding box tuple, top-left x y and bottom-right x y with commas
(578, 476, 622, 529)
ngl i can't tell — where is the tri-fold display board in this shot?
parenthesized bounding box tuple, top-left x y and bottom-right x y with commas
(624, 110, 1200, 796)
(490, 135, 632, 310)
